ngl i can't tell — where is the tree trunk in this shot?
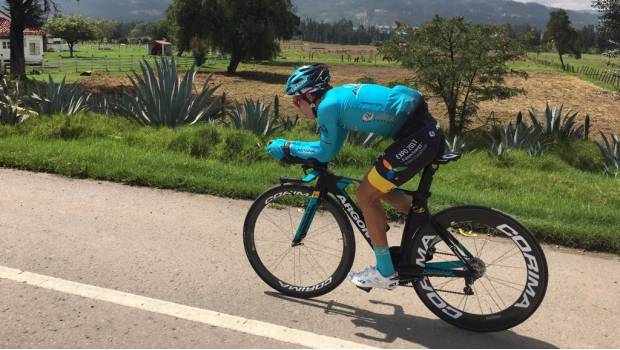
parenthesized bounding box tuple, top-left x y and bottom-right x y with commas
(558, 51, 565, 70)
(69, 42, 75, 58)
(227, 50, 241, 74)
(9, 16, 26, 80)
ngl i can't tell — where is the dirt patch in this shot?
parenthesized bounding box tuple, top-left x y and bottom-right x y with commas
(78, 65, 620, 135)
(78, 73, 133, 95)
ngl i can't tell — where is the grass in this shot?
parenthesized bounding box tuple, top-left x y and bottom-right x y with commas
(0, 113, 618, 254)
(508, 52, 620, 92)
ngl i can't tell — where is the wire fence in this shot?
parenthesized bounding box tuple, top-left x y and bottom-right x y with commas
(529, 57, 620, 89)
(23, 56, 198, 75)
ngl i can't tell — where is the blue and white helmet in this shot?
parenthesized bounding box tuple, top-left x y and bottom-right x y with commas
(284, 64, 331, 96)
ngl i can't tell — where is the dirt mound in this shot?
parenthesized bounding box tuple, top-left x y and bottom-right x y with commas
(78, 73, 132, 95)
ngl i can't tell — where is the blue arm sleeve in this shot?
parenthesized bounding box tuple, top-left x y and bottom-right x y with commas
(289, 105, 347, 163)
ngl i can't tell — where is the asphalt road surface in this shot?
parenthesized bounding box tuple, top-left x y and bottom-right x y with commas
(1, 169, 619, 348)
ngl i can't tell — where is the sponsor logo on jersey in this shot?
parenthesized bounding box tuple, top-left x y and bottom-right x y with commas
(362, 112, 374, 122)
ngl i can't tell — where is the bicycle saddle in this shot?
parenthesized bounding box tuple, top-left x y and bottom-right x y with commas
(434, 152, 462, 164)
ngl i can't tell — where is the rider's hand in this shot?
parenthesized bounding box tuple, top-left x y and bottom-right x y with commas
(266, 139, 287, 160)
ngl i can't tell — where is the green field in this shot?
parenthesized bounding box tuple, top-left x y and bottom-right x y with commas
(0, 113, 618, 254)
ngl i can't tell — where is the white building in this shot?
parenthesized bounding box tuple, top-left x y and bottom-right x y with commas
(47, 37, 79, 53)
(0, 13, 45, 65)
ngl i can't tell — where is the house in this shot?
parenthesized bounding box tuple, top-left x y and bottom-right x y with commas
(47, 37, 79, 53)
(0, 11, 45, 65)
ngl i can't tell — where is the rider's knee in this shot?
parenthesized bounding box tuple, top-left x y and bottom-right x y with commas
(357, 181, 383, 206)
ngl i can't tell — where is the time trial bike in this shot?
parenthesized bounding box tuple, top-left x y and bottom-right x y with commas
(243, 152, 548, 332)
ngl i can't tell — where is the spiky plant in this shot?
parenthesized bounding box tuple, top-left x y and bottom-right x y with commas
(280, 115, 300, 131)
(228, 98, 279, 137)
(445, 134, 466, 153)
(528, 103, 587, 141)
(0, 77, 37, 124)
(347, 130, 381, 147)
(31, 75, 88, 116)
(121, 57, 222, 127)
(597, 132, 620, 178)
(528, 141, 546, 157)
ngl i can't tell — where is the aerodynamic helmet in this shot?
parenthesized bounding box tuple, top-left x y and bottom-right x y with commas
(284, 64, 331, 96)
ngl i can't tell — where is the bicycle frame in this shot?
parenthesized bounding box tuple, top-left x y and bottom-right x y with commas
(280, 163, 478, 282)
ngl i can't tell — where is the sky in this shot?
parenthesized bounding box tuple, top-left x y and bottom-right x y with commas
(512, 0, 595, 11)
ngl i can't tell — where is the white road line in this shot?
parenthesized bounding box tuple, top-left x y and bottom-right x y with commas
(0, 265, 374, 349)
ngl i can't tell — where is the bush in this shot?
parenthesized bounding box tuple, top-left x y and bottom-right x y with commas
(355, 75, 376, 84)
(121, 57, 222, 127)
(214, 128, 268, 163)
(22, 113, 134, 140)
(168, 125, 221, 158)
(227, 99, 279, 137)
(552, 140, 605, 173)
(30, 75, 89, 116)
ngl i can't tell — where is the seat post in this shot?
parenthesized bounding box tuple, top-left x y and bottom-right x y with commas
(415, 164, 437, 201)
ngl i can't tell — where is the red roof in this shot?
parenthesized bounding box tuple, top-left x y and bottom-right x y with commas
(0, 17, 45, 37)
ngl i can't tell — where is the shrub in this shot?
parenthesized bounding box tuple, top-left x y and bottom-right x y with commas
(168, 125, 221, 158)
(227, 98, 279, 137)
(356, 75, 376, 84)
(30, 75, 89, 116)
(597, 132, 620, 178)
(528, 103, 588, 141)
(445, 134, 466, 153)
(121, 57, 222, 127)
(215, 128, 268, 163)
(552, 140, 605, 172)
(347, 130, 382, 147)
(0, 77, 38, 124)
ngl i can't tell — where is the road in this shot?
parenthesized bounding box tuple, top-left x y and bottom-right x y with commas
(1, 169, 619, 348)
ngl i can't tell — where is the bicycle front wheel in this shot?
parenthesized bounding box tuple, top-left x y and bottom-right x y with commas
(411, 206, 548, 332)
(243, 184, 355, 298)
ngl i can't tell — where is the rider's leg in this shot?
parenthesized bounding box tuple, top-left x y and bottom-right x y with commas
(357, 179, 395, 277)
(382, 191, 412, 215)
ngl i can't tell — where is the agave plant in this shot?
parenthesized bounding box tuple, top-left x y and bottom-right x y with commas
(31, 75, 89, 116)
(121, 57, 222, 127)
(228, 98, 279, 137)
(528, 141, 546, 157)
(445, 134, 466, 153)
(597, 132, 620, 178)
(488, 123, 530, 151)
(528, 104, 587, 141)
(280, 115, 300, 131)
(0, 77, 38, 124)
(347, 130, 381, 147)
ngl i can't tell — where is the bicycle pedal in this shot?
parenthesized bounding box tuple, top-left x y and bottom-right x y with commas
(356, 286, 372, 293)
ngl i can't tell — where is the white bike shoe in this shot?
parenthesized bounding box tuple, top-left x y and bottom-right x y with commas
(347, 266, 399, 290)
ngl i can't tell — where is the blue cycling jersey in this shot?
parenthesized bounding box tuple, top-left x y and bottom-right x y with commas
(288, 84, 425, 163)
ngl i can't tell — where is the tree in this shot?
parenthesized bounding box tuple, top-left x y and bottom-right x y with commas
(166, 0, 203, 56)
(128, 22, 148, 39)
(593, 0, 620, 43)
(94, 19, 119, 43)
(169, 0, 299, 74)
(43, 16, 96, 58)
(147, 19, 170, 40)
(544, 10, 582, 70)
(5, 0, 58, 79)
(380, 17, 526, 136)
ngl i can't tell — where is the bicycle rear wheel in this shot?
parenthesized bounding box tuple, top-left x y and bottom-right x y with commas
(243, 184, 355, 298)
(411, 206, 548, 332)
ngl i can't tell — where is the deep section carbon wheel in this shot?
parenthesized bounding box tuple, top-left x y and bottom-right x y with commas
(411, 206, 548, 332)
(243, 185, 355, 298)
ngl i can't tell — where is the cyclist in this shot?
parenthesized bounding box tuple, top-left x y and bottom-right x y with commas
(266, 64, 444, 290)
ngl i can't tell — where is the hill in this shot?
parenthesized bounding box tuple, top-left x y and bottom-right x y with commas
(53, 0, 597, 29)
